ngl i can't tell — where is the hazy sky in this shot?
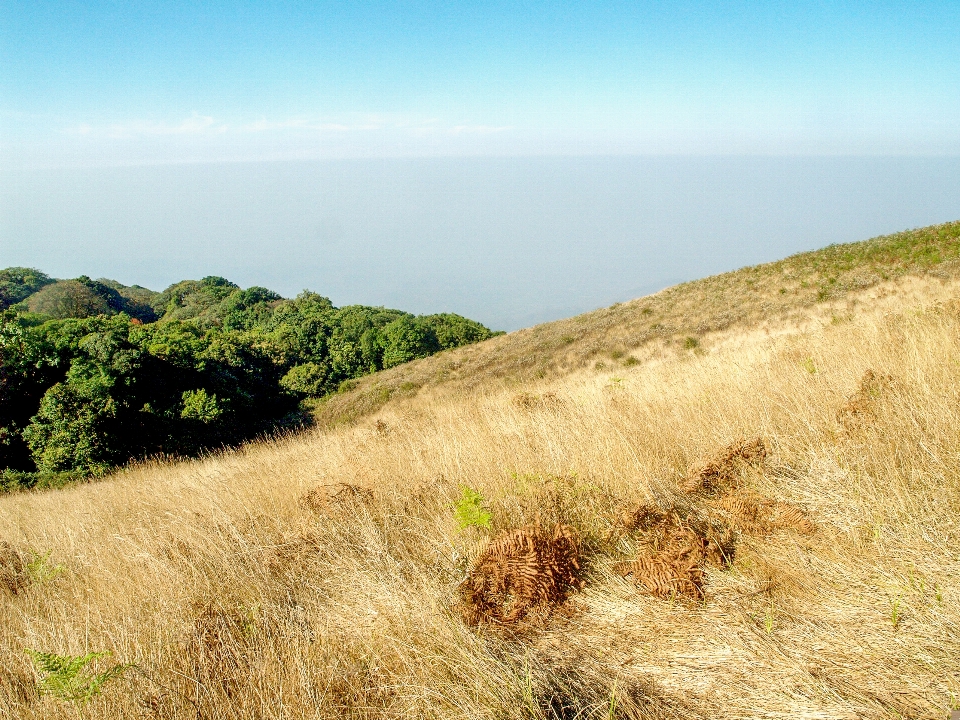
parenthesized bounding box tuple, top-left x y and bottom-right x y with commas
(2, 3, 959, 330)
(3, 1, 960, 166)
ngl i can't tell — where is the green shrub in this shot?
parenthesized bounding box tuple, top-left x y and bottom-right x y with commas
(0, 269, 495, 488)
(0, 267, 54, 309)
(454, 486, 492, 530)
(23, 382, 114, 475)
(180, 389, 224, 422)
(280, 362, 328, 396)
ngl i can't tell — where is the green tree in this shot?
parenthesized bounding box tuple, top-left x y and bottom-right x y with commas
(0, 267, 54, 309)
(279, 362, 327, 396)
(219, 286, 282, 331)
(23, 380, 115, 474)
(1, 271, 495, 486)
(380, 316, 439, 369)
(153, 276, 239, 324)
(26, 280, 110, 319)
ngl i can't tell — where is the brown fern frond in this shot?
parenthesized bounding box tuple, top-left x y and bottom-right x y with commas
(768, 502, 816, 534)
(681, 437, 767, 495)
(0, 541, 27, 596)
(613, 511, 732, 600)
(837, 369, 896, 430)
(620, 503, 673, 532)
(459, 523, 581, 625)
(708, 490, 814, 535)
(614, 553, 705, 600)
(300, 483, 374, 514)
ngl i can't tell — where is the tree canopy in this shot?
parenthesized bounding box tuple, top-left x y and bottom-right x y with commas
(1, 268, 497, 491)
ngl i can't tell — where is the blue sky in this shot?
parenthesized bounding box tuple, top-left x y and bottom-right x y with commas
(3, 1, 959, 166)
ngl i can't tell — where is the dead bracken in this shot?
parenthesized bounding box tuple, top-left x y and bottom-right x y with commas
(459, 523, 582, 625)
(615, 438, 814, 601)
(0, 541, 27, 596)
(679, 438, 814, 535)
(614, 508, 731, 600)
(680, 437, 767, 495)
(300, 482, 374, 514)
(710, 490, 815, 535)
(837, 369, 896, 430)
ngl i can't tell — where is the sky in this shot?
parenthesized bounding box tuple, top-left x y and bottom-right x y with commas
(3, 1, 960, 166)
(2, 2, 960, 330)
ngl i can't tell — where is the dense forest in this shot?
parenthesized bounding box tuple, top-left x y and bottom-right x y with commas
(0, 268, 497, 491)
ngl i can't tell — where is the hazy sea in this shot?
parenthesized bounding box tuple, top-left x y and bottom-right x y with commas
(3, 156, 960, 330)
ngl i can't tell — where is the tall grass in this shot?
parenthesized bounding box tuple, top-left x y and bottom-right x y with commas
(1, 278, 959, 718)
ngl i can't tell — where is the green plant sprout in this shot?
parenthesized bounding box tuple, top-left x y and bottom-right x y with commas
(26, 550, 64, 584)
(25, 649, 130, 705)
(607, 679, 619, 720)
(521, 660, 536, 715)
(454, 486, 492, 531)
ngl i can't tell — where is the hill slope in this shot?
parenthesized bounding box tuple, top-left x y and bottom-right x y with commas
(1, 222, 959, 719)
(315, 220, 960, 426)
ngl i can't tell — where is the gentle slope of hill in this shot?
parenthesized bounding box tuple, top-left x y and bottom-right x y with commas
(314, 220, 960, 426)
(1, 221, 959, 718)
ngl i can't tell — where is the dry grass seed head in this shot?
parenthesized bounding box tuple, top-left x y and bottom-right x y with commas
(459, 523, 582, 626)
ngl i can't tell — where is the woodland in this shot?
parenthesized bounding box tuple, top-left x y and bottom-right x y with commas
(0, 269, 495, 490)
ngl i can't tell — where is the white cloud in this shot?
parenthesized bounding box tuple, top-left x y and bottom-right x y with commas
(64, 113, 227, 139)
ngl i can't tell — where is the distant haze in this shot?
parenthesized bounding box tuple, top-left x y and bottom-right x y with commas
(3, 156, 960, 330)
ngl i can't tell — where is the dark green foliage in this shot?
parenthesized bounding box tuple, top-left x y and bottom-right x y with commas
(97, 279, 159, 322)
(4, 313, 302, 477)
(0, 268, 54, 309)
(381, 316, 438, 368)
(219, 286, 283, 331)
(0, 269, 496, 488)
(424, 313, 496, 349)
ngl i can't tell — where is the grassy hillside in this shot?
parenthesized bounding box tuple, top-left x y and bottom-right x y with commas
(1, 222, 959, 718)
(315, 220, 960, 426)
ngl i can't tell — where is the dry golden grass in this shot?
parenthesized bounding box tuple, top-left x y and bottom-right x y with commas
(312, 221, 960, 428)
(2, 240, 960, 717)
